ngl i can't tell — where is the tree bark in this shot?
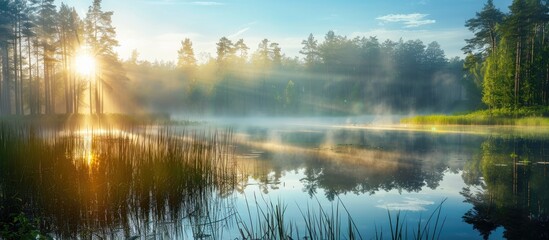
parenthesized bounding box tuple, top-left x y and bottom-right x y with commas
(1, 43, 11, 115)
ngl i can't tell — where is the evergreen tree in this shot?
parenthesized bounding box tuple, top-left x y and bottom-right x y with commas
(269, 42, 281, 66)
(177, 38, 196, 69)
(216, 37, 233, 67)
(85, 0, 124, 114)
(0, 0, 15, 115)
(234, 38, 249, 63)
(299, 33, 319, 68)
(464, 0, 505, 55)
(255, 38, 270, 67)
(36, 0, 57, 114)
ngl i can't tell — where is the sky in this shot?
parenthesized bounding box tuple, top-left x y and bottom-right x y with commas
(57, 0, 514, 63)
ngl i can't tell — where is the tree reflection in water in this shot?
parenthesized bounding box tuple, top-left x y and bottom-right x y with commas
(3, 122, 549, 239)
(461, 137, 549, 240)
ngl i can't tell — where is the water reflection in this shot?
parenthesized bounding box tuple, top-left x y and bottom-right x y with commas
(234, 127, 479, 199)
(2, 122, 549, 239)
(0, 124, 236, 239)
(232, 125, 549, 238)
(462, 137, 549, 239)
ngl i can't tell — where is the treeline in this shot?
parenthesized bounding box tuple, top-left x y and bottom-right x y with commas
(128, 33, 469, 115)
(1, 0, 476, 116)
(0, 0, 125, 116)
(464, 0, 549, 109)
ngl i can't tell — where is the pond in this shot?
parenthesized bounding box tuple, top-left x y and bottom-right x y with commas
(1, 117, 548, 239)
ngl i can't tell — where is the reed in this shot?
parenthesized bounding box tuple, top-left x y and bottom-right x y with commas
(235, 195, 446, 240)
(0, 121, 236, 239)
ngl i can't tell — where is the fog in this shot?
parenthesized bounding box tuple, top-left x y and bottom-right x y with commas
(121, 32, 478, 118)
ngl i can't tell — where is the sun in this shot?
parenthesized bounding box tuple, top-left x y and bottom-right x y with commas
(75, 52, 96, 77)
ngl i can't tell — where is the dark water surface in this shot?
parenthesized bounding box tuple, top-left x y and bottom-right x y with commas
(1, 117, 549, 239)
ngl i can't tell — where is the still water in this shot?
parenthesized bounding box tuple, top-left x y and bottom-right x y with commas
(1, 117, 548, 239)
(218, 116, 549, 240)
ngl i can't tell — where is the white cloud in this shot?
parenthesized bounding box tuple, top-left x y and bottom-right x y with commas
(228, 27, 250, 38)
(189, 1, 224, 6)
(376, 197, 434, 211)
(376, 13, 435, 28)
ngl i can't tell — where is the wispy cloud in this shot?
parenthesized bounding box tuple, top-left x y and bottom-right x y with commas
(143, 0, 224, 6)
(228, 27, 250, 38)
(376, 197, 434, 211)
(189, 1, 225, 6)
(376, 13, 435, 28)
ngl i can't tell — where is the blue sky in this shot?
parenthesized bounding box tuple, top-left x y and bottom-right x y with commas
(58, 0, 513, 62)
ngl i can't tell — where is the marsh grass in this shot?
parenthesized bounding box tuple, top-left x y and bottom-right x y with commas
(0, 121, 236, 239)
(401, 107, 549, 125)
(378, 199, 447, 240)
(1, 120, 449, 239)
(235, 195, 445, 240)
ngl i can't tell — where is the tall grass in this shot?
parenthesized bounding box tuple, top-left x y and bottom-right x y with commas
(0, 121, 236, 239)
(401, 107, 549, 125)
(379, 199, 447, 240)
(0, 121, 449, 239)
(235, 194, 446, 240)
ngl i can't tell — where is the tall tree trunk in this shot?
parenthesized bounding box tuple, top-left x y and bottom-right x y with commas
(95, 75, 100, 114)
(514, 40, 522, 108)
(35, 48, 40, 114)
(51, 62, 55, 114)
(89, 78, 92, 114)
(27, 37, 33, 115)
(13, 14, 20, 115)
(1, 43, 11, 115)
(18, 25, 24, 115)
(61, 31, 70, 114)
(44, 58, 49, 114)
(13, 38, 20, 115)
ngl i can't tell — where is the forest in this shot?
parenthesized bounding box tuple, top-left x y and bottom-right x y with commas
(0, 0, 548, 116)
(464, 0, 549, 109)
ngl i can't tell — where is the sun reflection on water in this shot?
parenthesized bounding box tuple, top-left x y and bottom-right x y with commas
(73, 128, 96, 167)
(72, 128, 128, 167)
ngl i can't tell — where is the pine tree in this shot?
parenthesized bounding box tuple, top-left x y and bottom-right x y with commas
(177, 38, 196, 69)
(85, 0, 124, 114)
(36, 0, 58, 114)
(234, 38, 249, 64)
(464, 0, 505, 55)
(299, 33, 319, 69)
(216, 37, 233, 68)
(269, 42, 281, 66)
(0, 0, 15, 115)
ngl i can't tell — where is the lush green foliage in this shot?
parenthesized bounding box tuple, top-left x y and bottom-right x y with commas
(401, 107, 549, 125)
(465, 0, 549, 109)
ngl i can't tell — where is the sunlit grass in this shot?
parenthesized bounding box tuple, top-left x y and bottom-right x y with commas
(0, 120, 451, 239)
(235, 194, 447, 240)
(0, 122, 236, 239)
(401, 107, 549, 126)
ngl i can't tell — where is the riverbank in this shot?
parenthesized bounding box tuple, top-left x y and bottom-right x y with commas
(401, 107, 549, 126)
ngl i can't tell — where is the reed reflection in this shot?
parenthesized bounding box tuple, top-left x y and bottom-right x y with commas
(0, 123, 237, 239)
